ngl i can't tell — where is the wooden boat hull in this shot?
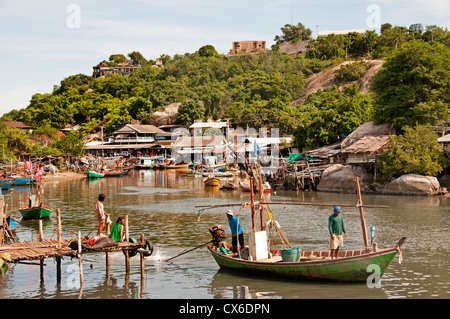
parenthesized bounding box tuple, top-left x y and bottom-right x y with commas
(87, 171, 105, 179)
(104, 171, 126, 177)
(164, 163, 190, 169)
(204, 177, 220, 187)
(208, 245, 400, 283)
(19, 205, 53, 220)
(12, 176, 33, 186)
(0, 178, 14, 190)
(239, 181, 271, 193)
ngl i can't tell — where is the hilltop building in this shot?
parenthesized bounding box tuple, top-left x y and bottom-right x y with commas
(93, 61, 141, 78)
(229, 41, 267, 55)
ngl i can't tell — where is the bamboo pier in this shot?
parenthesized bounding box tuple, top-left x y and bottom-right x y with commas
(1, 196, 151, 293)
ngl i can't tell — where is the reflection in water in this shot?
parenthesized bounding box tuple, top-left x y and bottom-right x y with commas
(1, 169, 449, 299)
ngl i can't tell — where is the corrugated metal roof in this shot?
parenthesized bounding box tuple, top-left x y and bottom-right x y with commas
(342, 135, 390, 154)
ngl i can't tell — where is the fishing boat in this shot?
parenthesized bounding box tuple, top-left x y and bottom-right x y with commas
(104, 167, 131, 177)
(198, 171, 406, 283)
(87, 170, 105, 179)
(204, 176, 220, 187)
(164, 163, 190, 169)
(12, 175, 33, 186)
(239, 180, 271, 193)
(0, 178, 14, 190)
(19, 172, 53, 220)
(135, 156, 164, 169)
(202, 171, 233, 177)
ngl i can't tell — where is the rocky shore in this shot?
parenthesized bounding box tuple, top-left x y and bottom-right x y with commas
(316, 164, 448, 196)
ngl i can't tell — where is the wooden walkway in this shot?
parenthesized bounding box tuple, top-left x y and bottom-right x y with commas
(1, 196, 151, 292)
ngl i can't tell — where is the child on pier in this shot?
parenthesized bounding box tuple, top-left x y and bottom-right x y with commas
(96, 194, 110, 236)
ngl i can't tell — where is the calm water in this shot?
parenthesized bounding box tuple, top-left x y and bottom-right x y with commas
(1, 169, 449, 299)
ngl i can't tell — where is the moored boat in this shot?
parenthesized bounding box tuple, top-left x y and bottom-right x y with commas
(87, 171, 105, 179)
(0, 178, 14, 190)
(204, 176, 220, 187)
(202, 171, 233, 177)
(19, 204, 53, 220)
(239, 180, 271, 193)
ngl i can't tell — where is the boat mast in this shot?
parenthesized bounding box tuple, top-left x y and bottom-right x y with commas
(257, 166, 264, 231)
(355, 177, 369, 249)
(250, 178, 256, 233)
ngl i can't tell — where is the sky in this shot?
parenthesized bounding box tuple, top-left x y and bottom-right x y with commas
(0, 0, 449, 117)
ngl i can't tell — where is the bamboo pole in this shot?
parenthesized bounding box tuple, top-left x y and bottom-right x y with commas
(355, 177, 369, 249)
(250, 179, 256, 233)
(258, 168, 264, 231)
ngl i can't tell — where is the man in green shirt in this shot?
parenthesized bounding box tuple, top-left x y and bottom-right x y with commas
(328, 206, 347, 259)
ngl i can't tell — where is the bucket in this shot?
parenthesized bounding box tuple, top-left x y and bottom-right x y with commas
(280, 247, 301, 262)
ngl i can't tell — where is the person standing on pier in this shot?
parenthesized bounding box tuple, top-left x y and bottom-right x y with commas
(96, 194, 110, 236)
(328, 206, 347, 259)
(226, 210, 244, 253)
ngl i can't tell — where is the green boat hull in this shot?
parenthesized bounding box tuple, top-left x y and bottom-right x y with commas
(209, 246, 400, 283)
(87, 171, 104, 179)
(19, 206, 53, 220)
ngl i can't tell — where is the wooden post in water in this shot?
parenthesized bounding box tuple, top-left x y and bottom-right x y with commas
(355, 177, 369, 250)
(124, 215, 130, 273)
(77, 231, 84, 285)
(140, 233, 145, 279)
(38, 219, 43, 242)
(56, 208, 62, 282)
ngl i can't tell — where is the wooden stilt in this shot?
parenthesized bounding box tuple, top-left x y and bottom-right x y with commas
(56, 256, 61, 282)
(124, 215, 130, 273)
(40, 258, 44, 282)
(38, 219, 43, 242)
(56, 208, 62, 243)
(77, 231, 83, 285)
(140, 233, 145, 279)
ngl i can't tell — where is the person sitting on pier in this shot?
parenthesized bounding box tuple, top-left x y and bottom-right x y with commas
(96, 194, 110, 236)
(328, 206, 347, 259)
(110, 217, 124, 243)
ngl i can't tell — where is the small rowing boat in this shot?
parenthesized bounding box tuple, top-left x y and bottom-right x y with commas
(204, 176, 220, 187)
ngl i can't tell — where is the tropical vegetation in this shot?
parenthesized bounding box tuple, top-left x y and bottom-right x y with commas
(0, 22, 449, 177)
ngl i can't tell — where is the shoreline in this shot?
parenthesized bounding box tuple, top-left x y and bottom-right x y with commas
(42, 172, 87, 183)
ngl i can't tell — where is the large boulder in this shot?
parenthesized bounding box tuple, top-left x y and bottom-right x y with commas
(381, 174, 440, 196)
(317, 164, 373, 193)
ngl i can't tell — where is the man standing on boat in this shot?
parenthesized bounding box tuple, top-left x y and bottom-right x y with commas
(329, 206, 347, 259)
(226, 210, 244, 253)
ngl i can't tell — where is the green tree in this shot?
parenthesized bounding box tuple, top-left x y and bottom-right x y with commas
(198, 45, 218, 57)
(128, 51, 147, 65)
(109, 54, 128, 64)
(378, 125, 448, 178)
(176, 100, 205, 126)
(372, 40, 450, 129)
(293, 85, 373, 150)
(274, 22, 312, 44)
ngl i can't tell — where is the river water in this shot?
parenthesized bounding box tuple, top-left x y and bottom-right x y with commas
(1, 169, 449, 299)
